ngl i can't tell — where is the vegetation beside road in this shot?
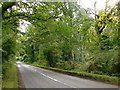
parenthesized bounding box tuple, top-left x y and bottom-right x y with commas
(30, 63, 119, 85)
(2, 60, 18, 88)
(2, 1, 120, 88)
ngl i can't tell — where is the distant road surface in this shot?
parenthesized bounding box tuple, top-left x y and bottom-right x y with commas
(17, 61, 118, 89)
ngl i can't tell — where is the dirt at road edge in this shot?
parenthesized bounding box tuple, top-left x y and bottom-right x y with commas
(17, 65, 26, 90)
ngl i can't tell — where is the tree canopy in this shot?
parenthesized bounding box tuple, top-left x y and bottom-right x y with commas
(2, 1, 120, 82)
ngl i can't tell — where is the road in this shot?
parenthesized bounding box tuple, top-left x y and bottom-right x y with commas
(17, 61, 118, 89)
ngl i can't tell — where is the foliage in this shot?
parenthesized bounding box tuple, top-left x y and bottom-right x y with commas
(32, 63, 119, 85)
(2, 2, 19, 88)
(16, 2, 119, 77)
(2, 1, 119, 87)
(2, 60, 18, 88)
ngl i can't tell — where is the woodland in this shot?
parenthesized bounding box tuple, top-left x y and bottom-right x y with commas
(1, 1, 120, 88)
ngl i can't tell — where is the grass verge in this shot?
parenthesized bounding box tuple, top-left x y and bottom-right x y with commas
(0, 64, 2, 89)
(2, 62, 18, 89)
(32, 64, 119, 86)
(0, 75, 1, 89)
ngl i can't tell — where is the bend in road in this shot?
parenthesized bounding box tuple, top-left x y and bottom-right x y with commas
(17, 61, 118, 89)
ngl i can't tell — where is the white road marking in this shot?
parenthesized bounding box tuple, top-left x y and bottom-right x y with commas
(17, 62, 118, 89)
(21, 63, 87, 89)
(22, 64, 77, 88)
(39, 72, 76, 88)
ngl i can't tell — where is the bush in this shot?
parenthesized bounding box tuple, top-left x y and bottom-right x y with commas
(2, 61, 18, 88)
(56, 60, 75, 70)
(32, 64, 119, 85)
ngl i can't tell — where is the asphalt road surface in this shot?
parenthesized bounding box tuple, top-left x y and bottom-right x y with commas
(17, 61, 118, 89)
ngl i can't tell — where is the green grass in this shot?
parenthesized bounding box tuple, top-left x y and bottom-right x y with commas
(0, 64, 2, 89)
(2, 62, 18, 89)
(32, 64, 119, 86)
(0, 75, 2, 90)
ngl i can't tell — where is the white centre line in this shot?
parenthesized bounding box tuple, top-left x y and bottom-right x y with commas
(22, 63, 77, 88)
(39, 72, 77, 88)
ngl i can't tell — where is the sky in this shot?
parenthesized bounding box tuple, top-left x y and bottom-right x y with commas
(79, 0, 119, 11)
(18, 0, 119, 33)
(17, 20, 31, 33)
